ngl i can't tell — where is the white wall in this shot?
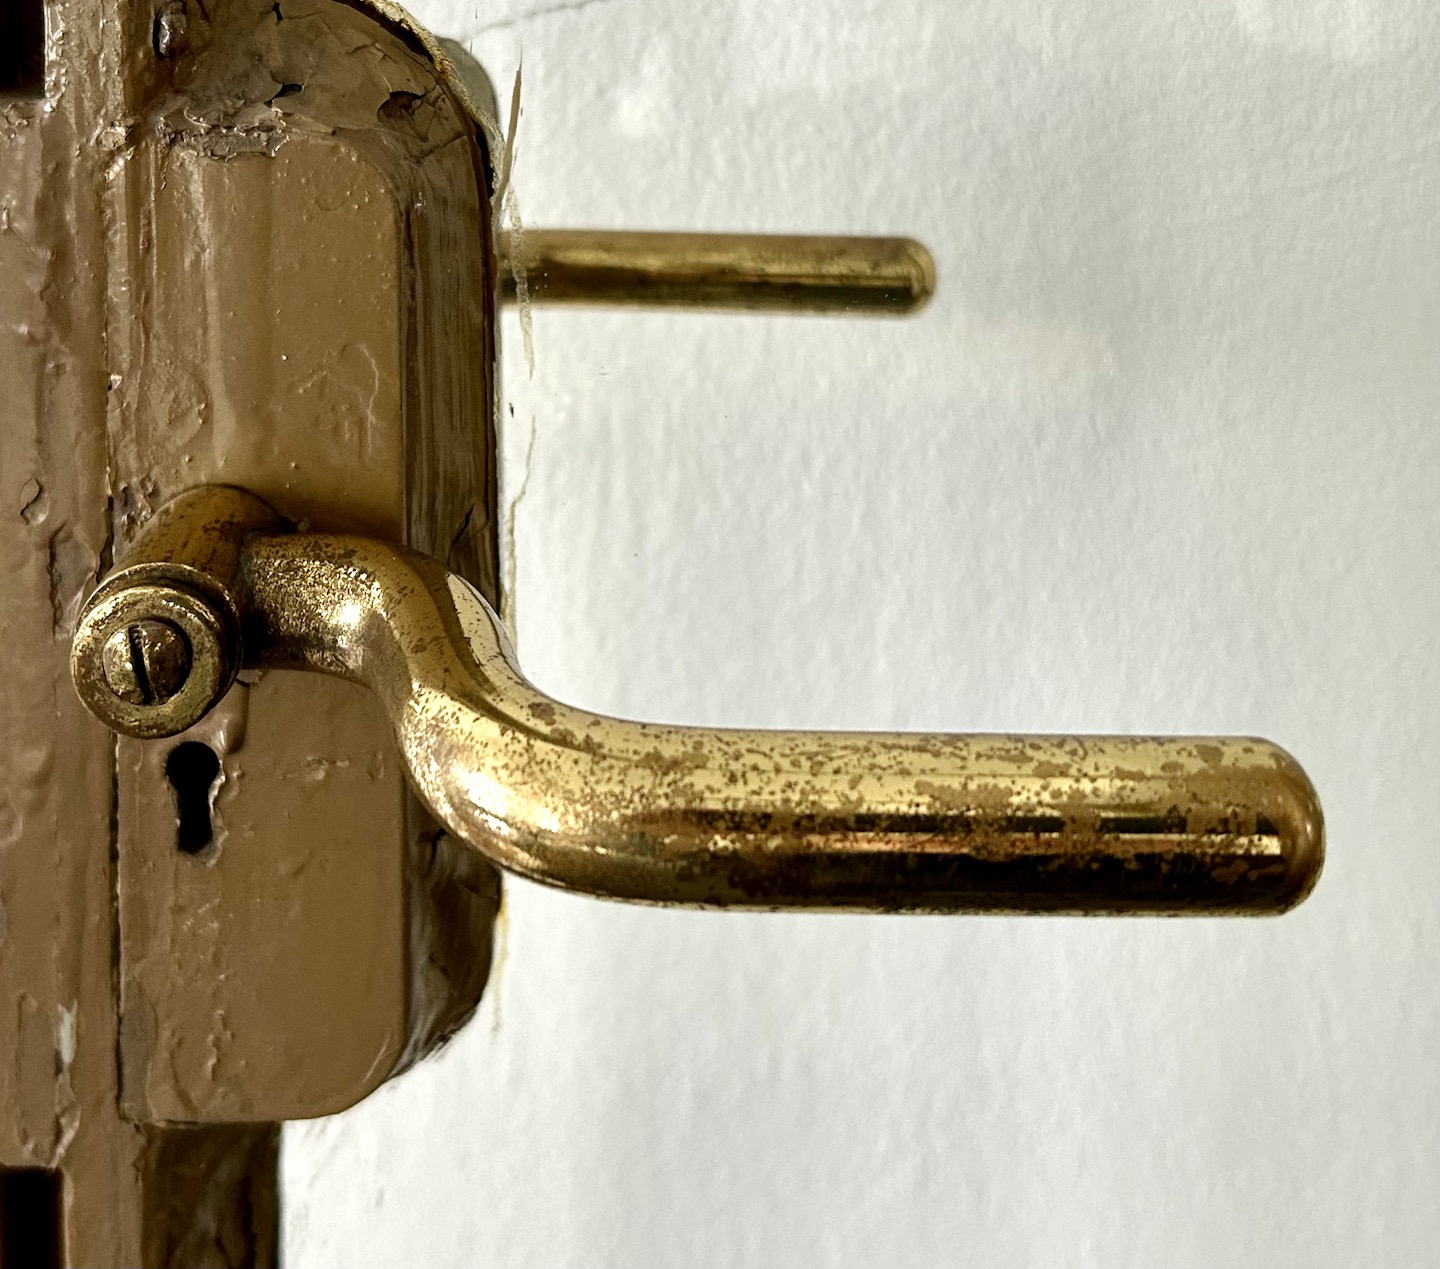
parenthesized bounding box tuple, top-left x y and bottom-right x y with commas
(283, 2, 1440, 1265)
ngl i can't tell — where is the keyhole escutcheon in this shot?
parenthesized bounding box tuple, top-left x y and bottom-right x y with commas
(165, 741, 222, 855)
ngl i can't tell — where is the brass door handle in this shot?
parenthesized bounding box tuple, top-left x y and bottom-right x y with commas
(495, 230, 936, 314)
(9, 0, 1336, 1256)
(72, 485, 1323, 914)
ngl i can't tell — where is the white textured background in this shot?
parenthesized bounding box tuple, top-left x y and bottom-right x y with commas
(283, 1, 1440, 1265)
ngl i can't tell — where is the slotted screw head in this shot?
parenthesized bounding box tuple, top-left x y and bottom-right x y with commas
(100, 620, 192, 706)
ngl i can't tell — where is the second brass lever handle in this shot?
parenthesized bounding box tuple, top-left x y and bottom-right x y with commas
(72, 488, 1322, 914)
(496, 231, 936, 315)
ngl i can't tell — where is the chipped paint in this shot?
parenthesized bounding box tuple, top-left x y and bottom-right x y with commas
(4, 0, 500, 1257)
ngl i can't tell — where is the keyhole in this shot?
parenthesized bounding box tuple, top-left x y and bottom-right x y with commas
(165, 742, 221, 855)
(0, 0, 46, 99)
(0, 1168, 63, 1269)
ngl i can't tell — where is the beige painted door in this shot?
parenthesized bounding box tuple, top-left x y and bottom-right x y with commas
(2, 3, 498, 1263)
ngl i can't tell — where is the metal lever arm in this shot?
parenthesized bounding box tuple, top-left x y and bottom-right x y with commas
(72, 488, 1322, 913)
(496, 231, 936, 314)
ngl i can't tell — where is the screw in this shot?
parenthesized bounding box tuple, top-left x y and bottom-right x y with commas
(100, 620, 192, 706)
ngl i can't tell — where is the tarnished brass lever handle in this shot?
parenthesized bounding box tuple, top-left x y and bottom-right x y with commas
(72, 488, 1322, 913)
(497, 230, 936, 315)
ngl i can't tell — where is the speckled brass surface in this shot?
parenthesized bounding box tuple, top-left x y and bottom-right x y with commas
(76, 488, 1324, 915)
